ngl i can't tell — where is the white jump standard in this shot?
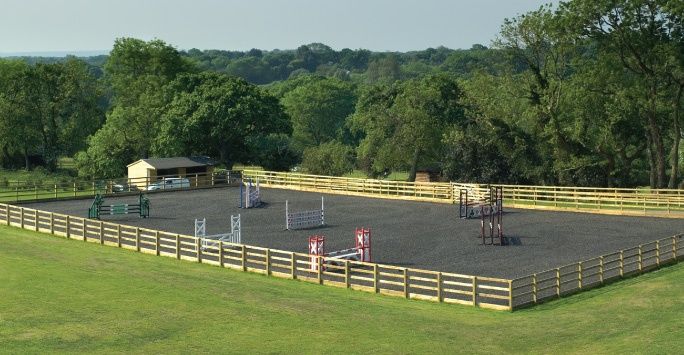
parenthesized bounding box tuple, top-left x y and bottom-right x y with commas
(194, 215, 241, 249)
(285, 196, 325, 230)
(239, 178, 262, 208)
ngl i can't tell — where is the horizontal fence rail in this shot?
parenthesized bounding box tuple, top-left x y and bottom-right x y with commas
(242, 170, 454, 203)
(0, 203, 512, 311)
(0, 171, 241, 204)
(243, 170, 684, 218)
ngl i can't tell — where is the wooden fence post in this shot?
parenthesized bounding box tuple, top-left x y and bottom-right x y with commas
(578, 262, 583, 289)
(34, 210, 38, 231)
(619, 251, 624, 277)
(472, 276, 478, 306)
(291, 253, 297, 279)
(656, 240, 660, 266)
(599, 256, 604, 284)
(99, 221, 104, 244)
(49, 212, 54, 234)
(4, 205, 9, 225)
(73, 182, 76, 198)
(135, 228, 141, 252)
(241, 245, 247, 271)
(54, 184, 57, 199)
(556, 268, 561, 297)
(508, 280, 513, 310)
(674, 236, 678, 260)
(117, 224, 121, 248)
(373, 264, 379, 293)
(196, 238, 202, 263)
(155, 231, 160, 256)
(436, 272, 443, 302)
(532, 274, 538, 304)
(266, 249, 271, 275)
(317, 257, 323, 284)
(218, 241, 224, 267)
(65, 215, 70, 239)
(82, 219, 86, 241)
(403, 269, 409, 299)
(638, 245, 643, 273)
(20, 208, 24, 229)
(176, 235, 181, 259)
(344, 260, 350, 288)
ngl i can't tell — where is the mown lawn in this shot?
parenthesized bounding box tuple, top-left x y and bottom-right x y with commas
(1, 225, 683, 354)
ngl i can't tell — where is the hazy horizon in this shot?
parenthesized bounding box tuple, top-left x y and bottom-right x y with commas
(1, 0, 551, 56)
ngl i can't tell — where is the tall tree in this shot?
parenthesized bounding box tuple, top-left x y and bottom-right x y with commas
(281, 77, 357, 150)
(153, 72, 291, 168)
(561, 0, 682, 187)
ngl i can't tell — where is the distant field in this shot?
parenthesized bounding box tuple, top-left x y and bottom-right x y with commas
(1, 226, 683, 353)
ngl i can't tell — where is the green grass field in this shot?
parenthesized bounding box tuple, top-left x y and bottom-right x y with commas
(1, 226, 683, 354)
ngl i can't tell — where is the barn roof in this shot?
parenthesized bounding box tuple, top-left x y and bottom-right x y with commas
(127, 156, 215, 169)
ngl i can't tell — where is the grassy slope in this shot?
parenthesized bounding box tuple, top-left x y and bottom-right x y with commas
(1, 226, 683, 354)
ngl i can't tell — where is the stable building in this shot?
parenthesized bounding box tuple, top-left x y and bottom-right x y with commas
(127, 156, 215, 189)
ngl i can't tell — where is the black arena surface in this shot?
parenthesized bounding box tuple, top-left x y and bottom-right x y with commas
(24, 187, 684, 278)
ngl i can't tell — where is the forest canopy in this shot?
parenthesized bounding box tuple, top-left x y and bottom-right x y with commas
(0, 0, 682, 189)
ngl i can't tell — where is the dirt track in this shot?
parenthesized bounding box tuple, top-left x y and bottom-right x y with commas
(24, 187, 684, 278)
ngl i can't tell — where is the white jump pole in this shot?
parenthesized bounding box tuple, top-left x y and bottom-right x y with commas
(321, 196, 325, 226)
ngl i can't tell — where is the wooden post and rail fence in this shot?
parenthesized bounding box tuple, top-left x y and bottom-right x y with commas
(0, 202, 513, 311)
(2, 169, 684, 310)
(3, 169, 684, 218)
(241, 170, 684, 218)
(2, 202, 681, 311)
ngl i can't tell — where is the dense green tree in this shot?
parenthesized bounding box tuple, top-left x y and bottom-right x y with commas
(77, 38, 192, 177)
(153, 72, 291, 168)
(301, 141, 354, 176)
(560, 0, 683, 187)
(351, 74, 465, 181)
(281, 77, 357, 150)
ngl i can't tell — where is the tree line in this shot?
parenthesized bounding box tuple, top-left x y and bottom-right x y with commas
(0, 0, 682, 188)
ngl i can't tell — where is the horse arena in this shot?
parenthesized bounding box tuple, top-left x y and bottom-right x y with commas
(25, 186, 684, 278)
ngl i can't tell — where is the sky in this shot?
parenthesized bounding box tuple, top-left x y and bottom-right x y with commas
(0, 0, 551, 55)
